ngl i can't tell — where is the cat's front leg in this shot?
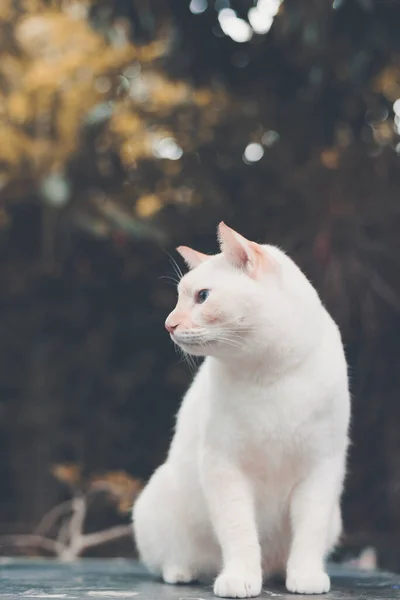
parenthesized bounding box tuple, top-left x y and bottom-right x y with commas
(286, 457, 344, 595)
(201, 449, 262, 599)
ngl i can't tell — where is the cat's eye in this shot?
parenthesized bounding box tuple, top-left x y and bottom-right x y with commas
(196, 289, 210, 304)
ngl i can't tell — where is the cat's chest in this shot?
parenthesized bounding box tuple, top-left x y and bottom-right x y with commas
(205, 374, 317, 473)
(212, 375, 310, 440)
(228, 407, 312, 488)
(232, 406, 302, 462)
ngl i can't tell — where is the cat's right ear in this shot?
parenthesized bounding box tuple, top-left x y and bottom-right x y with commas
(176, 246, 209, 270)
(218, 222, 275, 278)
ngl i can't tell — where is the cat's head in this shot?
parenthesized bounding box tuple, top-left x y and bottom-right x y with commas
(165, 222, 318, 359)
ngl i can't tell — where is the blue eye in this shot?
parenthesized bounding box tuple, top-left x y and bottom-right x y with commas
(196, 289, 210, 304)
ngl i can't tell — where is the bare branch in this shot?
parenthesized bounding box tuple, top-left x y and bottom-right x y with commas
(0, 534, 64, 556)
(52, 496, 88, 559)
(81, 524, 132, 550)
(0, 488, 132, 561)
(35, 500, 73, 536)
(68, 496, 86, 542)
(57, 518, 72, 545)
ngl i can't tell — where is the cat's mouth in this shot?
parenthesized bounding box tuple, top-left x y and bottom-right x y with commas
(171, 335, 207, 347)
(170, 331, 212, 354)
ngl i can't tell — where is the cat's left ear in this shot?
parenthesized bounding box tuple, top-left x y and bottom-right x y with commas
(177, 246, 209, 270)
(217, 222, 271, 278)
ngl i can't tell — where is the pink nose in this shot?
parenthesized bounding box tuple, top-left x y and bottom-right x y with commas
(165, 320, 178, 334)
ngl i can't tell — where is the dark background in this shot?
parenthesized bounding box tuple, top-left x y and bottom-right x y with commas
(0, 0, 400, 571)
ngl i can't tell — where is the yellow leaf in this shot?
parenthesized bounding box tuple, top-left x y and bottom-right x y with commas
(51, 463, 82, 487)
(90, 471, 142, 515)
(320, 149, 339, 169)
(7, 93, 31, 123)
(136, 194, 162, 218)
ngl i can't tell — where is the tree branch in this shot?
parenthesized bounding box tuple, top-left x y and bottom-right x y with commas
(81, 524, 132, 550)
(35, 500, 73, 536)
(0, 534, 64, 556)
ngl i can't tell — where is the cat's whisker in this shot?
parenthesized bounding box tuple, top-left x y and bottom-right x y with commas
(167, 252, 184, 281)
(159, 277, 180, 288)
(159, 275, 180, 286)
(216, 331, 265, 353)
(185, 351, 200, 373)
(174, 340, 200, 372)
(223, 322, 259, 333)
(221, 327, 264, 346)
(174, 344, 186, 365)
(213, 335, 247, 352)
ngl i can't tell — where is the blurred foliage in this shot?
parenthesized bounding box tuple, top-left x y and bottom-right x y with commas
(0, 0, 227, 236)
(52, 463, 83, 489)
(0, 465, 141, 559)
(0, 0, 400, 569)
(51, 464, 142, 515)
(89, 470, 142, 515)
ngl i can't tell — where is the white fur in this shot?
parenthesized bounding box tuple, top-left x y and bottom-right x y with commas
(133, 225, 350, 598)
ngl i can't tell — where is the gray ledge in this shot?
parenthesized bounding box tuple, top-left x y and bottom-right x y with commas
(0, 559, 399, 599)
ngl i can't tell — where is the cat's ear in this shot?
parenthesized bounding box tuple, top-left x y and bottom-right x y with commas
(217, 222, 269, 277)
(177, 246, 209, 270)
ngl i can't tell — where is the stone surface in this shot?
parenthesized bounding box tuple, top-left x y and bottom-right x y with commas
(0, 559, 399, 600)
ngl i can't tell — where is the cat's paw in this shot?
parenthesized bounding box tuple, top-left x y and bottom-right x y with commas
(162, 565, 196, 584)
(286, 570, 330, 594)
(214, 570, 262, 598)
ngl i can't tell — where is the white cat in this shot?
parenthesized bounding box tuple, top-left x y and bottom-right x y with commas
(133, 222, 350, 598)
